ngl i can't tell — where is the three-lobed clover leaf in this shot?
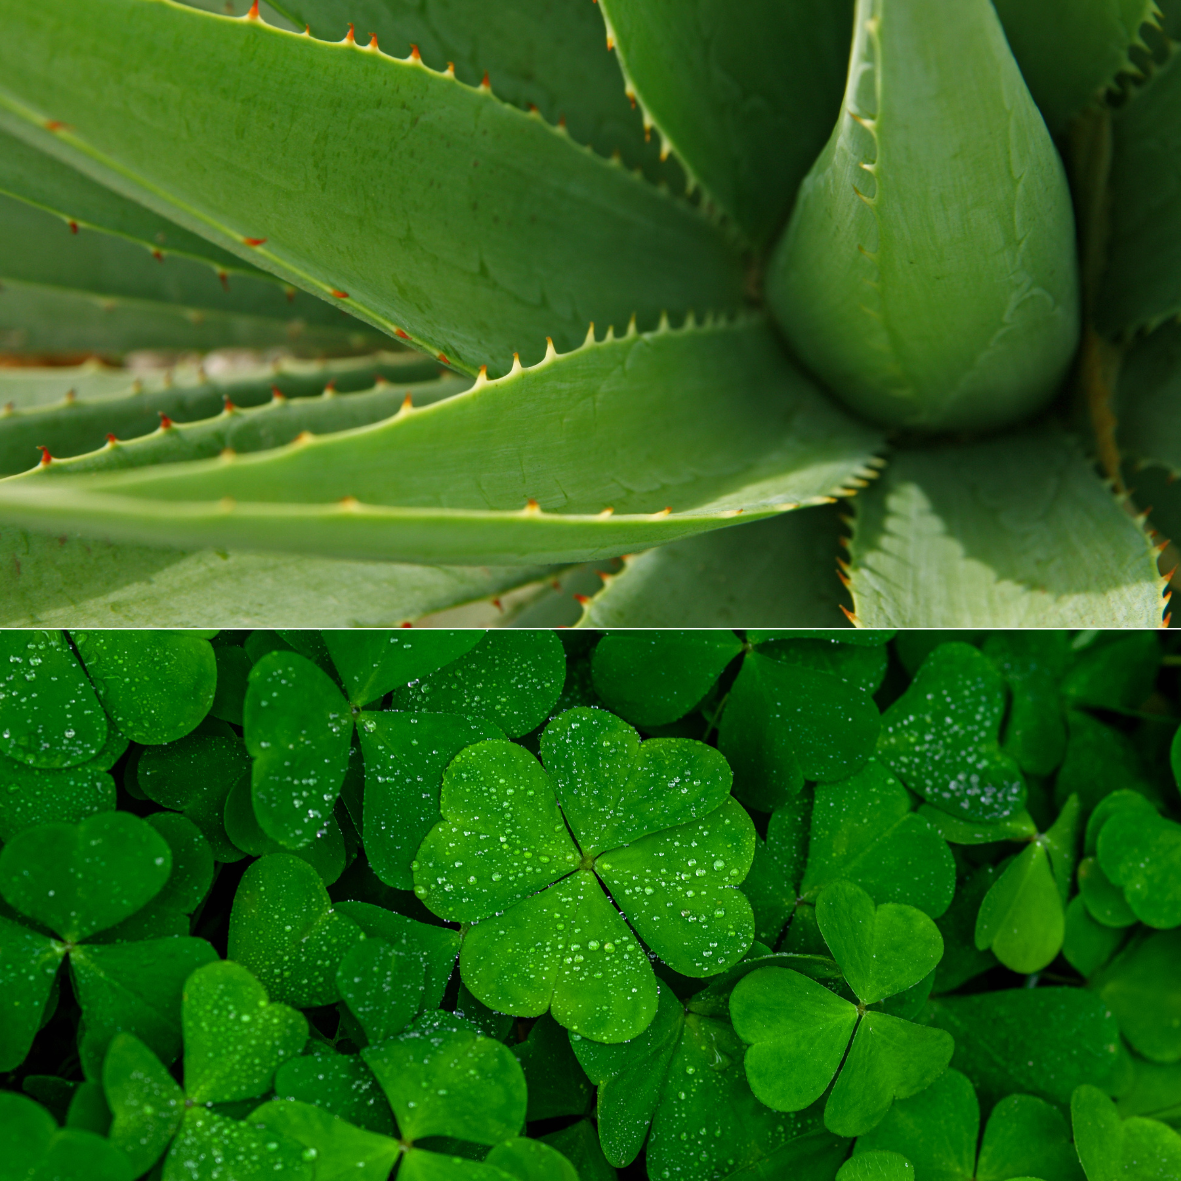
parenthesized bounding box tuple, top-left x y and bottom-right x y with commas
(1095, 793, 1181, 930)
(877, 642, 1026, 822)
(323, 629, 484, 708)
(856, 1066, 1084, 1181)
(1090, 930, 1181, 1065)
(414, 706, 756, 1041)
(0, 811, 216, 1074)
(730, 880, 953, 1137)
(0, 1089, 133, 1181)
(1071, 1084, 1181, 1181)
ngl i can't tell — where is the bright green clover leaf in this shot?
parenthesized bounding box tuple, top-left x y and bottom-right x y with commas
(414, 707, 755, 1041)
(335, 937, 425, 1046)
(511, 1011, 594, 1122)
(274, 1051, 397, 1136)
(356, 711, 505, 890)
(0, 629, 106, 768)
(856, 1066, 1084, 1181)
(571, 980, 849, 1176)
(539, 1119, 617, 1181)
(1072, 1084, 1181, 1181)
(485, 1138, 581, 1181)
(982, 631, 1070, 777)
(718, 640, 882, 812)
(840, 1152, 915, 1181)
(227, 853, 365, 1007)
(684, 949, 843, 1018)
(245, 650, 354, 850)
(138, 720, 250, 862)
(589, 630, 743, 728)
(0, 753, 117, 843)
(1091, 930, 1181, 1065)
(0, 1089, 133, 1181)
(399, 631, 566, 738)
(1062, 894, 1126, 979)
(1078, 857, 1137, 929)
(70, 629, 216, 745)
(877, 643, 1026, 822)
(323, 629, 488, 707)
(926, 988, 1120, 1110)
(103, 1032, 185, 1177)
(1097, 804, 1181, 930)
(731, 881, 952, 1137)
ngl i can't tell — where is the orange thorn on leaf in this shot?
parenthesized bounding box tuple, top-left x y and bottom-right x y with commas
(395, 328, 410, 340)
(409, 43, 421, 61)
(331, 289, 349, 299)
(68, 220, 78, 234)
(105, 433, 118, 444)
(36, 446, 52, 466)
(152, 249, 164, 262)
(345, 22, 356, 43)
(481, 70, 491, 89)
(437, 352, 449, 364)
(401, 392, 413, 411)
(574, 594, 591, 605)
(158, 412, 173, 429)
(246, 0, 259, 18)
(223, 397, 237, 411)
(243, 237, 267, 247)
(368, 32, 378, 48)
(491, 597, 504, 612)
(400, 621, 413, 628)
(45, 120, 68, 132)
(218, 271, 230, 290)
(270, 385, 287, 401)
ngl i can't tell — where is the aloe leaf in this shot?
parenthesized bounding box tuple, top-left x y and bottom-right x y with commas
(846, 427, 1166, 626)
(1099, 46, 1181, 336)
(0, 0, 744, 374)
(0, 362, 162, 412)
(0, 126, 271, 279)
(994, 0, 1158, 133)
(1116, 320, 1181, 477)
(267, 0, 675, 189)
(0, 318, 883, 565)
(767, 0, 1079, 431)
(598, 0, 853, 245)
(576, 505, 854, 627)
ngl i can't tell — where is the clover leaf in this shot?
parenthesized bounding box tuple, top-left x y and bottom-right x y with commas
(336, 937, 426, 1046)
(742, 789, 810, 944)
(1062, 894, 1126, 980)
(0, 629, 107, 768)
(511, 1011, 593, 1122)
(228, 853, 365, 1008)
(0, 1089, 133, 1181)
(1055, 712, 1161, 814)
(839, 1152, 915, 1181)
(1072, 1084, 1181, 1181)
(878, 643, 1026, 822)
(0, 752, 118, 843)
(1090, 930, 1181, 1065)
(1096, 800, 1181, 930)
(274, 1050, 396, 1136)
(70, 629, 217, 745)
(731, 881, 952, 1137)
(1061, 633, 1161, 714)
(0, 811, 217, 1074)
(323, 629, 484, 707)
(572, 980, 848, 1176)
(414, 707, 755, 1041)
(856, 1066, 1084, 1181)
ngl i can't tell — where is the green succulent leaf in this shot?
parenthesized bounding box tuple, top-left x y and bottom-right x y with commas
(1097, 805, 1181, 928)
(766, 0, 1078, 431)
(323, 631, 482, 708)
(801, 762, 956, 918)
(926, 988, 1120, 1109)
(877, 642, 1026, 822)
(589, 630, 742, 729)
(227, 853, 365, 1007)
(598, 0, 852, 245)
(1116, 321, 1181, 480)
(357, 711, 505, 891)
(335, 938, 424, 1046)
(103, 1032, 185, 1177)
(70, 630, 217, 745)
(974, 842, 1066, 974)
(402, 632, 565, 738)
(1091, 930, 1181, 1064)
(362, 1025, 527, 1145)
(247, 1100, 400, 1181)
(1072, 1084, 1181, 1181)
(0, 756, 116, 843)
(165, 1106, 314, 1181)
(846, 429, 1166, 627)
(273, 1053, 396, 1137)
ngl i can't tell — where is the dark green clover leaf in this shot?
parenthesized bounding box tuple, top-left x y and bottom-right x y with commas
(743, 790, 810, 945)
(1062, 895, 1126, 979)
(1072, 1084, 1181, 1181)
(1055, 712, 1162, 814)
(878, 643, 1026, 822)
(0, 812, 216, 1074)
(1078, 857, 1137, 929)
(0, 1089, 133, 1181)
(104, 1032, 186, 1176)
(731, 881, 951, 1137)
(1091, 930, 1181, 1065)
(512, 1011, 593, 1121)
(1061, 633, 1161, 714)
(0, 629, 107, 768)
(228, 854, 365, 1008)
(982, 631, 1070, 777)
(748, 631, 896, 646)
(146, 813, 214, 915)
(356, 711, 504, 890)
(138, 720, 250, 862)
(839, 1153, 915, 1181)
(571, 981, 849, 1176)
(933, 864, 1001, 995)
(245, 650, 353, 850)
(926, 988, 1120, 1110)
(718, 639, 882, 812)
(70, 630, 217, 745)
(1097, 802, 1181, 930)
(589, 630, 743, 728)
(0, 754, 117, 843)
(539, 1119, 616, 1181)
(335, 938, 425, 1045)
(400, 631, 566, 738)
(209, 642, 251, 726)
(274, 1051, 396, 1135)
(415, 708, 755, 1041)
(324, 629, 484, 707)
(856, 1066, 1084, 1181)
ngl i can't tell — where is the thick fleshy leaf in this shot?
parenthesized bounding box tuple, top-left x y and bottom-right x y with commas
(336, 938, 424, 1046)
(598, 0, 852, 244)
(926, 988, 1120, 1109)
(0, 320, 884, 568)
(164, 1106, 313, 1181)
(0, 629, 105, 768)
(0, 0, 744, 373)
(982, 631, 1070, 777)
(1098, 806, 1181, 928)
(248, 1100, 400, 1181)
(511, 1012, 593, 1122)
(459, 869, 657, 1043)
(323, 632, 481, 708)
(815, 881, 944, 1006)
(403, 632, 565, 738)
(0, 757, 116, 843)
(104, 1033, 185, 1177)
(1072, 1084, 1181, 1181)
(358, 711, 504, 891)
(847, 429, 1166, 626)
(1116, 321, 1181, 479)
(0, 914, 64, 1071)
(540, 707, 732, 856)
(227, 854, 365, 1007)
(974, 842, 1065, 974)
(576, 505, 855, 628)
(363, 1026, 527, 1145)
(71, 630, 217, 745)
(273, 1053, 396, 1136)
(70, 935, 218, 1078)
(801, 762, 955, 918)
(0, 811, 170, 941)
(1100, 48, 1181, 335)
(589, 631, 741, 728)
(1091, 930, 1181, 1064)
(877, 642, 1026, 822)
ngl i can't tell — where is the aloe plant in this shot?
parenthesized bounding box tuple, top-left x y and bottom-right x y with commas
(0, 0, 1177, 625)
